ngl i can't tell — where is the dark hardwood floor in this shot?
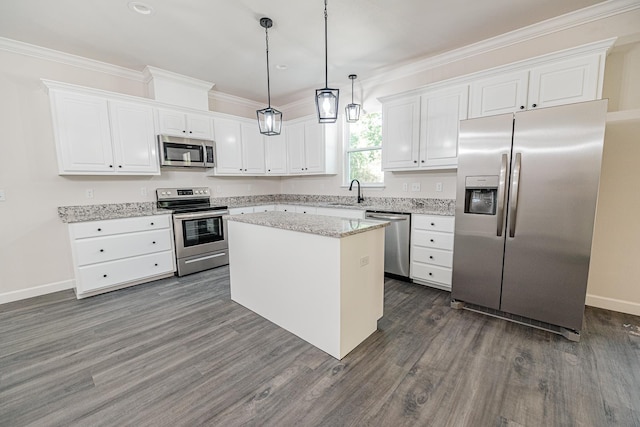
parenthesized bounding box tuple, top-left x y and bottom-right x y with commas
(1, 267, 639, 426)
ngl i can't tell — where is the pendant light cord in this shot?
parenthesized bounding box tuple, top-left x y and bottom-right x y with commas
(351, 77, 355, 103)
(324, 0, 328, 88)
(265, 25, 272, 108)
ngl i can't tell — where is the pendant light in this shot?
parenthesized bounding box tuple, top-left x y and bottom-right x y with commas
(315, 0, 339, 123)
(256, 17, 282, 136)
(345, 74, 361, 123)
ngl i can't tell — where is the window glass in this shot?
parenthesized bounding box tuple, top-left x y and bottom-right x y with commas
(345, 112, 383, 185)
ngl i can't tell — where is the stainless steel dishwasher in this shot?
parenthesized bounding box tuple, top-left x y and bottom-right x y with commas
(365, 210, 411, 279)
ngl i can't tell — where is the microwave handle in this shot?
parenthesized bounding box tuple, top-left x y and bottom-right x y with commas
(204, 143, 215, 168)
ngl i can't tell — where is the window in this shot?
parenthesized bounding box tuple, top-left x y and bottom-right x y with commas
(345, 112, 383, 185)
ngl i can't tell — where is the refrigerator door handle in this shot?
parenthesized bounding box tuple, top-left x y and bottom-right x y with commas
(509, 153, 522, 238)
(497, 154, 508, 236)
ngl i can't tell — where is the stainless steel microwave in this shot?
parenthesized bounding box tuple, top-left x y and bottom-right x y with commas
(158, 135, 215, 168)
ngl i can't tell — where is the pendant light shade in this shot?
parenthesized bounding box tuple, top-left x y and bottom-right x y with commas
(345, 74, 361, 123)
(315, 0, 339, 123)
(256, 17, 282, 136)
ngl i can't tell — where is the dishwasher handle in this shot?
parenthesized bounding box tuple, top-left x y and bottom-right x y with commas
(366, 213, 409, 222)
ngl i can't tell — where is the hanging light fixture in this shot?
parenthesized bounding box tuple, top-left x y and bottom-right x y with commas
(315, 0, 339, 123)
(256, 17, 282, 136)
(345, 74, 361, 123)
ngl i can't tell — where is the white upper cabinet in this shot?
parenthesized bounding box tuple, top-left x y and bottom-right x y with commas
(286, 118, 337, 175)
(419, 85, 468, 169)
(469, 52, 604, 118)
(240, 123, 266, 174)
(212, 118, 243, 174)
(265, 131, 288, 175)
(109, 101, 158, 174)
(51, 91, 114, 173)
(48, 88, 160, 175)
(381, 96, 421, 170)
(528, 54, 601, 109)
(381, 87, 467, 171)
(469, 70, 529, 117)
(211, 118, 265, 175)
(158, 109, 213, 139)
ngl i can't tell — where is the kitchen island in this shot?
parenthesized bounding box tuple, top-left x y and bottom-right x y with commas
(226, 211, 389, 359)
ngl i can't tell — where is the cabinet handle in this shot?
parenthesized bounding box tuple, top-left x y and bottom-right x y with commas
(430, 222, 435, 226)
(103, 274, 107, 278)
(118, 165, 122, 168)
(532, 103, 537, 108)
(428, 272, 433, 276)
(430, 239, 434, 242)
(268, 169, 271, 172)
(239, 169, 243, 171)
(100, 249, 104, 252)
(429, 255, 433, 259)
(154, 263, 158, 266)
(97, 228, 102, 231)
(182, 130, 186, 133)
(189, 131, 193, 134)
(413, 160, 417, 164)
(109, 165, 113, 168)
(520, 106, 525, 110)
(151, 222, 154, 226)
(244, 169, 247, 171)
(421, 160, 425, 163)
(152, 241, 156, 244)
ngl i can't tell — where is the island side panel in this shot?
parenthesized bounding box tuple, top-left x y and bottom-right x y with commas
(227, 221, 342, 359)
(339, 228, 385, 359)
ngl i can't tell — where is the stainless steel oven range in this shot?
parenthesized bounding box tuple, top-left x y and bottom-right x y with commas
(156, 187, 228, 276)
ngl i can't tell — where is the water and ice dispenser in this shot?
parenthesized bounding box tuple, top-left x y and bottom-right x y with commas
(464, 176, 498, 215)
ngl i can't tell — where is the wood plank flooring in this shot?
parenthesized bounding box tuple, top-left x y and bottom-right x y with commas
(1, 267, 639, 426)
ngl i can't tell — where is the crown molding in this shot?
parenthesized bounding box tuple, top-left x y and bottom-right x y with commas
(209, 91, 267, 111)
(0, 36, 144, 81)
(142, 65, 214, 90)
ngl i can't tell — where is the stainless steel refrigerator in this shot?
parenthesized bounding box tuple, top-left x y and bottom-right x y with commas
(451, 99, 608, 341)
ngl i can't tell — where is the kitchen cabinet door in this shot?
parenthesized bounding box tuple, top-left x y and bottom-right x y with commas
(109, 101, 159, 174)
(528, 54, 601, 109)
(265, 132, 288, 175)
(240, 123, 266, 174)
(303, 121, 325, 173)
(382, 96, 420, 170)
(469, 70, 529, 118)
(186, 113, 214, 139)
(51, 91, 114, 173)
(213, 118, 243, 174)
(286, 122, 306, 173)
(157, 110, 187, 136)
(419, 85, 468, 169)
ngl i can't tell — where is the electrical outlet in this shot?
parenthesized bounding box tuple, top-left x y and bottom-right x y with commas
(402, 183, 408, 192)
(436, 182, 443, 192)
(0, 189, 5, 201)
(360, 256, 370, 267)
(86, 189, 94, 199)
(141, 187, 148, 197)
(411, 183, 421, 192)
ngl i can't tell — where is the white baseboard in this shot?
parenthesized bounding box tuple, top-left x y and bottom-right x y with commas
(586, 294, 640, 317)
(0, 279, 75, 305)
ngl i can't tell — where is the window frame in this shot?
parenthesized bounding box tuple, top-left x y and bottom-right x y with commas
(343, 111, 384, 187)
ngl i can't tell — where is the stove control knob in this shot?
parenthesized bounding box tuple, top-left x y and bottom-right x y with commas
(167, 191, 172, 195)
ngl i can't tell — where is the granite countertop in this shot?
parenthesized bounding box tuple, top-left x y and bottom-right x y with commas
(225, 211, 390, 238)
(58, 202, 172, 223)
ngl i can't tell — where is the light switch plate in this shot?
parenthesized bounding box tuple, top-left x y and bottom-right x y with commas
(411, 183, 421, 192)
(402, 183, 408, 192)
(86, 189, 94, 199)
(436, 182, 443, 192)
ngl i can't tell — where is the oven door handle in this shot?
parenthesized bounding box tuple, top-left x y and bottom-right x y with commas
(173, 210, 228, 220)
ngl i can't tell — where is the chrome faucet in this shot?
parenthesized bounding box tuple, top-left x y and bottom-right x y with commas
(349, 179, 364, 204)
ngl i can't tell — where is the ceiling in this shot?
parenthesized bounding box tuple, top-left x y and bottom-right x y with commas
(0, 0, 607, 106)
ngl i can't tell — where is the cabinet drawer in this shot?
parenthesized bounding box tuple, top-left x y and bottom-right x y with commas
(412, 214, 455, 233)
(411, 262, 452, 286)
(412, 230, 454, 250)
(76, 250, 175, 293)
(412, 246, 453, 268)
(71, 215, 171, 239)
(295, 206, 317, 214)
(228, 207, 254, 215)
(277, 205, 298, 212)
(74, 229, 173, 266)
(253, 205, 276, 213)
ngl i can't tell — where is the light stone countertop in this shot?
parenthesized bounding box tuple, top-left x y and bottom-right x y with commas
(224, 211, 389, 238)
(58, 202, 172, 223)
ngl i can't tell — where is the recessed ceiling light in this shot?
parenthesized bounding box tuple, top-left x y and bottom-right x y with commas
(128, 1, 154, 15)
(275, 64, 288, 71)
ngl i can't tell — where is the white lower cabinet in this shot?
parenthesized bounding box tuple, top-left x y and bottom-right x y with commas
(410, 214, 455, 291)
(68, 214, 175, 298)
(228, 207, 255, 215)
